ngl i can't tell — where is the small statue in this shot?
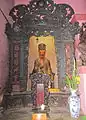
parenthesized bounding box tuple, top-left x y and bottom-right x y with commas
(78, 22, 86, 66)
(31, 43, 55, 87)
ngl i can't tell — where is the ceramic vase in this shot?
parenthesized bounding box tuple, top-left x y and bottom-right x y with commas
(68, 88, 80, 118)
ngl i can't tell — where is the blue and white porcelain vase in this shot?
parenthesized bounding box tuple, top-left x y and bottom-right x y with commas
(68, 88, 80, 118)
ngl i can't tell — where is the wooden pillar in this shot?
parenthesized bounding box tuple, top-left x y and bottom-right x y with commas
(55, 41, 66, 88)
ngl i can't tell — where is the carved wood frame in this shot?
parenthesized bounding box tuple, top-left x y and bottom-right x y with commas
(5, 0, 80, 92)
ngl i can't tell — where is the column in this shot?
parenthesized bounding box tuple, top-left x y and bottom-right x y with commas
(19, 38, 25, 90)
(55, 41, 66, 88)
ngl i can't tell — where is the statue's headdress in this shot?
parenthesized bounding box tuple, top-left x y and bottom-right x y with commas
(38, 43, 46, 50)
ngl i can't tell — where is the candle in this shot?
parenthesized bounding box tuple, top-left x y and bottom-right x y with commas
(73, 57, 76, 71)
(73, 57, 76, 76)
(32, 113, 47, 120)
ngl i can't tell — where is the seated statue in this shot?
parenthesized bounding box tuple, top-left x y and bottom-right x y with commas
(30, 43, 55, 112)
(31, 43, 55, 87)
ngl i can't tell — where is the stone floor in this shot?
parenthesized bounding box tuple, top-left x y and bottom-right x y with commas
(0, 106, 81, 120)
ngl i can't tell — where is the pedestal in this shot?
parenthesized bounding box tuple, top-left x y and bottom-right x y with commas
(30, 73, 51, 112)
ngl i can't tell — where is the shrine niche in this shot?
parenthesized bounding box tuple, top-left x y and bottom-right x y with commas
(28, 36, 58, 89)
(5, 0, 80, 93)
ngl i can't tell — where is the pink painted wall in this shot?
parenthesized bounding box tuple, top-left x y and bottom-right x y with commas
(0, 0, 14, 94)
(79, 67, 86, 115)
(14, 0, 86, 14)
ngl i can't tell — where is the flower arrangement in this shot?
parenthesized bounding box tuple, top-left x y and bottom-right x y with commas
(64, 73, 80, 90)
(64, 57, 80, 90)
(65, 58, 81, 119)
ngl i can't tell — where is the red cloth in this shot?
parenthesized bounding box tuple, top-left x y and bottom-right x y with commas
(37, 84, 44, 106)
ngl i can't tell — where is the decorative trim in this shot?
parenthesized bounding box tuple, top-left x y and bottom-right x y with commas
(5, 0, 79, 40)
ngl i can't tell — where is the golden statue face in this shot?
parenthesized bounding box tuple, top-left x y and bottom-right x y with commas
(39, 50, 46, 59)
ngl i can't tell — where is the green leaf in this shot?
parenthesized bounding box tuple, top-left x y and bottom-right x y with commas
(65, 74, 71, 87)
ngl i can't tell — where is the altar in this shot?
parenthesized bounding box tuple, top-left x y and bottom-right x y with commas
(4, 0, 80, 115)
